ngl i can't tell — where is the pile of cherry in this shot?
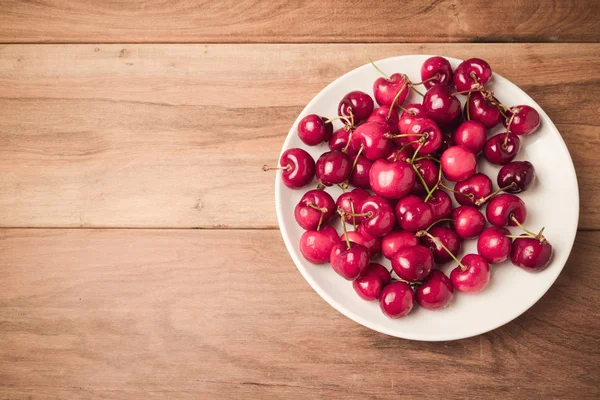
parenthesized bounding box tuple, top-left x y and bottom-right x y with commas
(265, 55, 552, 319)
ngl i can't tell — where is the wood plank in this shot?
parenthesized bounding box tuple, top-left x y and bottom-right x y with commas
(0, 0, 599, 43)
(0, 229, 598, 399)
(0, 44, 598, 229)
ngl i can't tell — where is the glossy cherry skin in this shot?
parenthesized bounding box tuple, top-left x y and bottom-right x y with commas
(338, 90, 374, 124)
(435, 134, 454, 157)
(441, 145, 477, 182)
(497, 161, 535, 193)
(374, 73, 409, 110)
(336, 188, 370, 224)
(392, 245, 434, 282)
(379, 281, 414, 318)
(368, 105, 400, 134)
(421, 56, 453, 89)
(511, 235, 553, 272)
(351, 122, 393, 161)
(348, 154, 373, 189)
(503, 105, 540, 136)
(421, 226, 462, 264)
(299, 226, 339, 264)
(452, 206, 486, 239)
(477, 226, 512, 264)
(454, 173, 493, 206)
(278, 148, 315, 189)
(294, 190, 336, 230)
(423, 85, 462, 128)
(381, 231, 419, 259)
(297, 114, 333, 145)
(315, 150, 351, 186)
(328, 127, 357, 155)
(369, 158, 415, 200)
(450, 254, 491, 294)
(427, 189, 452, 220)
(341, 230, 381, 257)
(483, 133, 521, 165)
(356, 225, 382, 255)
(486, 193, 527, 227)
(398, 104, 427, 135)
(452, 120, 487, 154)
(359, 196, 396, 237)
(386, 146, 414, 163)
(411, 158, 439, 196)
(330, 242, 370, 280)
(395, 195, 434, 232)
(416, 270, 454, 310)
(466, 91, 501, 128)
(453, 58, 492, 91)
(353, 263, 391, 301)
(407, 118, 443, 155)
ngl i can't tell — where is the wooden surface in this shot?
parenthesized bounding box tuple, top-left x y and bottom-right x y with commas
(0, 1, 599, 399)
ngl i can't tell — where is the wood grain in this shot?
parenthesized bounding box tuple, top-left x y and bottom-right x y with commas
(0, 228, 598, 399)
(0, 0, 599, 44)
(0, 43, 598, 229)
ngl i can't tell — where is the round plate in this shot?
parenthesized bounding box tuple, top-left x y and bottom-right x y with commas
(274, 55, 579, 341)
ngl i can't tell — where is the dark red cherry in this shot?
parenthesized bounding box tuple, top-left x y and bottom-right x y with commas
(483, 133, 520, 165)
(435, 134, 454, 157)
(395, 195, 434, 232)
(411, 158, 439, 196)
(367, 105, 400, 134)
(450, 254, 490, 294)
(297, 114, 333, 145)
(336, 188, 370, 225)
(299, 225, 339, 264)
(392, 245, 434, 282)
(374, 73, 409, 110)
(328, 127, 358, 156)
(452, 120, 487, 154)
(381, 231, 419, 259)
(497, 161, 535, 193)
(441, 145, 477, 182)
(486, 193, 527, 227)
(386, 146, 414, 163)
(356, 224, 382, 255)
(466, 91, 501, 128)
(426, 189, 452, 220)
(452, 206, 486, 239)
(477, 226, 512, 264)
(340, 230, 381, 257)
(294, 189, 336, 230)
(338, 90, 374, 124)
(423, 84, 462, 128)
(407, 118, 443, 155)
(421, 226, 461, 264)
(398, 104, 427, 135)
(330, 241, 370, 280)
(421, 56, 453, 89)
(503, 105, 540, 136)
(315, 150, 351, 186)
(511, 235, 553, 272)
(454, 173, 492, 206)
(267, 148, 315, 189)
(359, 196, 396, 237)
(415, 270, 454, 310)
(379, 281, 414, 318)
(369, 158, 415, 199)
(353, 263, 391, 301)
(351, 122, 393, 161)
(348, 154, 373, 189)
(453, 58, 492, 91)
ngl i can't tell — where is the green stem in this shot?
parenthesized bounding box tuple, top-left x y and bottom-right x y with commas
(418, 231, 466, 270)
(412, 163, 432, 199)
(466, 90, 472, 121)
(410, 86, 425, 97)
(411, 142, 424, 163)
(387, 83, 408, 119)
(364, 48, 390, 80)
(424, 218, 454, 231)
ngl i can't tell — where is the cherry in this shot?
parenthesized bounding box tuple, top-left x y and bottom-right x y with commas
(299, 225, 339, 264)
(356, 224, 382, 255)
(379, 281, 414, 318)
(358, 195, 396, 237)
(368, 105, 400, 134)
(338, 91, 374, 124)
(328, 127, 358, 155)
(411, 158, 439, 196)
(398, 104, 426, 135)
(452, 120, 487, 154)
(483, 132, 520, 165)
(263, 148, 315, 189)
(435, 134, 454, 157)
(511, 234, 552, 272)
(450, 254, 490, 294)
(351, 122, 393, 161)
(348, 154, 373, 189)
(297, 114, 333, 145)
(392, 245, 434, 282)
(336, 188, 370, 225)
(315, 150, 351, 186)
(427, 189, 452, 220)
(386, 146, 414, 163)
(353, 263, 391, 301)
(486, 193, 526, 227)
(369, 158, 416, 200)
(421, 56, 453, 89)
(453, 173, 493, 206)
(407, 118, 443, 155)
(477, 226, 512, 264)
(330, 240, 370, 280)
(415, 270, 454, 310)
(452, 206, 486, 239)
(422, 85, 462, 128)
(503, 105, 540, 136)
(374, 73, 410, 110)
(465, 91, 501, 128)
(395, 195, 434, 232)
(441, 145, 477, 182)
(294, 190, 336, 230)
(497, 161, 535, 193)
(341, 229, 381, 257)
(381, 231, 419, 259)
(453, 58, 492, 92)
(420, 226, 461, 264)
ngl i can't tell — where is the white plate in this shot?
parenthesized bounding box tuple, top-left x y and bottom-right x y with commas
(274, 55, 579, 341)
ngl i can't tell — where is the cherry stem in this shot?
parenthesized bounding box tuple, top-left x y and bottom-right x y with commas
(339, 210, 352, 249)
(411, 142, 424, 163)
(364, 48, 391, 80)
(439, 182, 473, 199)
(392, 277, 423, 287)
(417, 231, 466, 270)
(350, 200, 357, 230)
(306, 204, 328, 232)
(325, 115, 352, 127)
(414, 155, 440, 163)
(392, 141, 419, 162)
(411, 73, 441, 86)
(412, 163, 432, 199)
(384, 133, 425, 139)
(503, 111, 517, 147)
(451, 88, 481, 96)
(342, 130, 354, 153)
(466, 90, 472, 121)
(511, 216, 539, 237)
(262, 164, 291, 172)
(424, 218, 454, 232)
(337, 183, 347, 192)
(387, 83, 408, 119)
(410, 85, 425, 97)
(425, 163, 443, 201)
(474, 183, 517, 206)
(316, 183, 326, 190)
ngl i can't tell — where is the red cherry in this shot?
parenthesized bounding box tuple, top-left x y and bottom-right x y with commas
(398, 104, 427, 136)
(395, 195, 434, 232)
(466, 91, 501, 128)
(453, 58, 492, 91)
(336, 188, 370, 224)
(356, 224, 382, 255)
(330, 241, 370, 280)
(340, 229, 381, 257)
(453, 173, 493, 207)
(477, 226, 512, 264)
(351, 122, 393, 161)
(338, 91, 374, 124)
(358, 196, 396, 237)
(328, 127, 358, 155)
(348, 154, 373, 189)
(411, 158, 439, 196)
(423, 84, 462, 128)
(427, 189, 452, 220)
(503, 105, 540, 136)
(483, 132, 520, 165)
(369, 159, 416, 200)
(420, 226, 461, 264)
(315, 150, 351, 186)
(368, 105, 400, 134)
(299, 226, 339, 264)
(450, 254, 490, 294)
(407, 118, 443, 155)
(386, 146, 414, 163)
(392, 245, 434, 282)
(452, 120, 487, 154)
(294, 190, 336, 230)
(374, 73, 409, 110)
(452, 206, 486, 239)
(381, 231, 419, 259)
(415, 270, 454, 310)
(297, 114, 333, 145)
(264, 148, 315, 189)
(441, 145, 477, 182)
(353, 263, 391, 301)
(486, 193, 527, 227)
(511, 235, 553, 272)
(497, 161, 535, 193)
(435, 134, 454, 157)
(379, 281, 414, 318)
(421, 56, 453, 89)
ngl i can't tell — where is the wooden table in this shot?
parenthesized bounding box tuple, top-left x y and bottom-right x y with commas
(1, 1, 599, 398)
